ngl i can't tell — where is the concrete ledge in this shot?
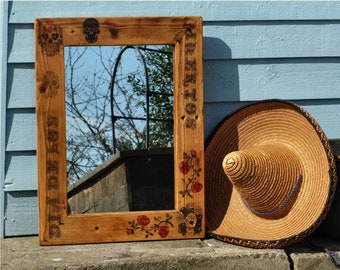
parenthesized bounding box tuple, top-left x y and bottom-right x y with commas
(1, 236, 339, 269)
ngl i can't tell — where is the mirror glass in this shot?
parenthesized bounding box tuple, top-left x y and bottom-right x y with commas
(65, 45, 175, 214)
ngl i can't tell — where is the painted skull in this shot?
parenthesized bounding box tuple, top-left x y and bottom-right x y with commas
(40, 71, 59, 97)
(83, 18, 100, 43)
(38, 21, 63, 57)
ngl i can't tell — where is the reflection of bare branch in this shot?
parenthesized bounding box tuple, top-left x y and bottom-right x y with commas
(65, 46, 173, 183)
(65, 47, 144, 182)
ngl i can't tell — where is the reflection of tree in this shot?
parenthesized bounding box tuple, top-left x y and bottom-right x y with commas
(124, 46, 174, 150)
(65, 46, 173, 184)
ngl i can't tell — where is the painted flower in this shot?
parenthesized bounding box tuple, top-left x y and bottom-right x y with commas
(127, 214, 173, 238)
(137, 215, 151, 226)
(179, 161, 190, 175)
(47, 21, 55, 32)
(190, 149, 197, 157)
(158, 225, 170, 238)
(179, 149, 202, 197)
(191, 181, 203, 193)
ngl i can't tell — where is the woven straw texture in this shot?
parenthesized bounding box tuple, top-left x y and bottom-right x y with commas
(205, 100, 337, 248)
(223, 145, 302, 218)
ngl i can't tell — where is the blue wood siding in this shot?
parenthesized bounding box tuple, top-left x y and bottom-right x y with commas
(0, 1, 9, 238)
(1, 0, 340, 237)
(4, 191, 38, 236)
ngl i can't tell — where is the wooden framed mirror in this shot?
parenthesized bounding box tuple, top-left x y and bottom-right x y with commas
(35, 17, 204, 245)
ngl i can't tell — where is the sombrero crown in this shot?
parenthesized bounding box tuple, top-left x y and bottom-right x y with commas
(205, 100, 337, 248)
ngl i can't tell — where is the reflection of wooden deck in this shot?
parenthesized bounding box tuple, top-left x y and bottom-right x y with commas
(67, 148, 174, 214)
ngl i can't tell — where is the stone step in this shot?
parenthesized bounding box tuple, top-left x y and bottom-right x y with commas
(1, 236, 339, 270)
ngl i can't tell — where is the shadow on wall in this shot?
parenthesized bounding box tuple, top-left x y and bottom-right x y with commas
(203, 37, 241, 139)
(317, 156, 340, 241)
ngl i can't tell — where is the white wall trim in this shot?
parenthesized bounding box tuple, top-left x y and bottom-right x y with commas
(0, 0, 9, 238)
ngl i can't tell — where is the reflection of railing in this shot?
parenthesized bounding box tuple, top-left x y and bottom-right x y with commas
(109, 46, 173, 153)
(67, 148, 174, 214)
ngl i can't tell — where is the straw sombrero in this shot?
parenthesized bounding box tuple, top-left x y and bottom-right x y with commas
(205, 100, 337, 248)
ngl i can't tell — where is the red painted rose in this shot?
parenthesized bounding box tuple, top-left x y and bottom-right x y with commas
(47, 21, 54, 32)
(158, 225, 170, 238)
(137, 215, 151, 226)
(126, 228, 133, 235)
(190, 149, 197, 157)
(179, 161, 190, 174)
(191, 181, 203, 193)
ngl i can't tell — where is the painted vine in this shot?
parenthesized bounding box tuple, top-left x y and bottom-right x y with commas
(179, 150, 203, 198)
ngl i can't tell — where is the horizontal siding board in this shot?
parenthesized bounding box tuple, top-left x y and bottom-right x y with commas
(4, 152, 37, 192)
(9, 21, 340, 63)
(4, 191, 38, 236)
(204, 101, 250, 140)
(204, 22, 340, 60)
(298, 99, 340, 140)
(6, 109, 36, 151)
(7, 24, 34, 64)
(204, 101, 340, 141)
(9, 1, 340, 23)
(299, 102, 340, 140)
(204, 59, 340, 102)
(7, 64, 35, 108)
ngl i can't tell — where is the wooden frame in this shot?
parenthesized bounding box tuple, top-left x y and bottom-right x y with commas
(35, 17, 204, 245)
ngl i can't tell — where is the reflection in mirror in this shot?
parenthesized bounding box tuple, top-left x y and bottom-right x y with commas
(65, 45, 174, 214)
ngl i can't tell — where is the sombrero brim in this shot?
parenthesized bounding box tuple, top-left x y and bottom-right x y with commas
(205, 100, 337, 248)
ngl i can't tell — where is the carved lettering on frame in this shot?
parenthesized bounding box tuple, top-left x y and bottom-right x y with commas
(185, 103, 197, 115)
(47, 197, 60, 207)
(46, 115, 62, 238)
(185, 60, 197, 72)
(184, 24, 196, 39)
(47, 160, 59, 174)
(184, 89, 197, 102)
(183, 74, 196, 87)
(48, 143, 59, 154)
(185, 118, 197, 129)
(182, 23, 198, 129)
(48, 176, 59, 190)
(49, 224, 61, 238)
